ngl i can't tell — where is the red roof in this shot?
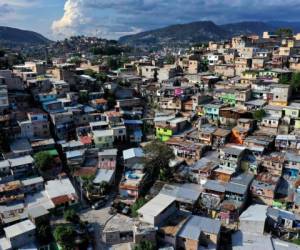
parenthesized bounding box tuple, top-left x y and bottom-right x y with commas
(52, 194, 77, 206)
(80, 135, 93, 145)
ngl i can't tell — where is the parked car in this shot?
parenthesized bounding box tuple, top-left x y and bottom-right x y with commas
(92, 200, 106, 210)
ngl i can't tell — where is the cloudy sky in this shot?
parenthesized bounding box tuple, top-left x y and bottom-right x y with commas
(0, 0, 300, 40)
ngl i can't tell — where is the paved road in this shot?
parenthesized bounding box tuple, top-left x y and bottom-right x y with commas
(80, 206, 114, 250)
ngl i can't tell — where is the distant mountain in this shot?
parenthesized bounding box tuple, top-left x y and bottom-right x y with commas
(220, 21, 271, 36)
(119, 20, 300, 47)
(266, 21, 300, 33)
(0, 26, 51, 46)
(119, 21, 230, 47)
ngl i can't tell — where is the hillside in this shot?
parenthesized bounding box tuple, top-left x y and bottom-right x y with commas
(119, 20, 300, 47)
(119, 21, 230, 47)
(0, 26, 51, 46)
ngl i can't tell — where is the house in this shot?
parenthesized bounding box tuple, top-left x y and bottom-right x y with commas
(89, 98, 108, 111)
(213, 128, 231, 148)
(0, 181, 24, 205)
(198, 124, 217, 146)
(124, 120, 143, 143)
(21, 177, 44, 194)
(261, 153, 284, 177)
(203, 104, 224, 122)
(275, 134, 300, 151)
(232, 230, 300, 250)
(159, 183, 202, 211)
(123, 147, 144, 168)
(66, 149, 86, 168)
(45, 176, 78, 209)
(7, 155, 35, 178)
(177, 215, 221, 250)
(220, 173, 254, 224)
(283, 151, 300, 180)
(9, 139, 32, 157)
(216, 146, 245, 180)
(93, 168, 115, 186)
(214, 64, 235, 78)
(119, 169, 145, 201)
(166, 137, 204, 162)
(92, 129, 114, 149)
(2, 219, 36, 249)
(102, 213, 134, 244)
(268, 84, 291, 107)
(28, 206, 49, 225)
(239, 204, 268, 234)
(201, 180, 226, 213)
(98, 148, 117, 169)
(219, 107, 252, 127)
(266, 207, 298, 230)
(137, 194, 177, 227)
(232, 118, 255, 144)
(0, 203, 27, 226)
(189, 152, 219, 184)
(159, 97, 182, 111)
(50, 111, 74, 140)
(31, 138, 55, 153)
(251, 173, 280, 205)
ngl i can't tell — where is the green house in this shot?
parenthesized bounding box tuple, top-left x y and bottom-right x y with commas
(156, 127, 173, 142)
(219, 93, 236, 106)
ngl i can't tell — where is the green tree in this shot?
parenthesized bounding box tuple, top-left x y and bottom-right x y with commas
(84, 69, 97, 78)
(133, 240, 155, 250)
(275, 28, 293, 37)
(291, 72, 300, 92)
(63, 209, 79, 223)
(131, 198, 147, 217)
(165, 54, 175, 64)
(143, 140, 175, 181)
(252, 109, 266, 121)
(34, 151, 56, 172)
(99, 181, 109, 195)
(54, 225, 76, 250)
(36, 222, 52, 245)
(279, 74, 290, 84)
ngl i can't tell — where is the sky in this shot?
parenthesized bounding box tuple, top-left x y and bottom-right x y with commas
(0, 0, 300, 40)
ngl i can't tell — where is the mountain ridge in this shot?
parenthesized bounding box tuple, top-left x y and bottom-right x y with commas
(119, 20, 300, 47)
(0, 26, 51, 47)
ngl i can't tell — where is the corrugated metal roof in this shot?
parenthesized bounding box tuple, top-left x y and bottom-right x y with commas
(123, 147, 144, 160)
(178, 215, 221, 240)
(138, 194, 176, 217)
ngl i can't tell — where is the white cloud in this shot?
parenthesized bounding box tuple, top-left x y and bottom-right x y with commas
(51, 0, 300, 39)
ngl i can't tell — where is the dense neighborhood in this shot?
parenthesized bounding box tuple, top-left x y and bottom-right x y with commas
(2, 28, 300, 250)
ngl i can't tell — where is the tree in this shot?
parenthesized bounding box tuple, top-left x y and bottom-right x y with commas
(34, 151, 56, 172)
(99, 181, 109, 195)
(84, 69, 97, 78)
(36, 222, 52, 245)
(165, 54, 175, 64)
(133, 240, 155, 250)
(252, 109, 266, 121)
(64, 209, 79, 223)
(291, 72, 300, 92)
(279, 74, 290, 85)
(54, 225, 76, 250)
(131, 198, 147, 217)
(275, 28, 293, 37)
(143, 140, 175, 181)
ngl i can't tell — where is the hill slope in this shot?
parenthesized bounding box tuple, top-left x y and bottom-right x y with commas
(0, 26, 51, 46)
(119, 21, 230, 46)
(119, 20, 300, 47)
